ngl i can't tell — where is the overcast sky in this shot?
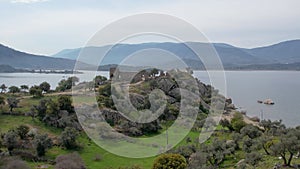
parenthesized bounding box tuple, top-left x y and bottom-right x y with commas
(0, 0, 300, 55)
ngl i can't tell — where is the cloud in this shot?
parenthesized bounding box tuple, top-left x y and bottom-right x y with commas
(11, 0, 48, 3)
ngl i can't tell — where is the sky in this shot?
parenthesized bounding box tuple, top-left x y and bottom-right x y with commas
(0, 0, 300, 55)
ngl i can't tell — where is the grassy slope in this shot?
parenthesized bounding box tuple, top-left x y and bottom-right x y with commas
(1, 94, 299, 169)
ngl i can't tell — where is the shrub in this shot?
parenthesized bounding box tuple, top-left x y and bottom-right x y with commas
(93, 154, 102, 161)
(240, 124, 262, 139)
(29, 86, 43, 98)
(33, 134, 52, 157)
(59, 127, 79, 149)
(57, 95, 74, 113)
(152, 153, 187, 169)
(6, 97, 19, 112)
(16, 125, 30, 140)
(231, 113, 246, 132)
(3, 130, 19, 154)
(0, 157, 30, 169)
(245, 152, 262, 167)
(39, 82, 51, 93)
(8, 86, 20, 93)
(55, 152, 86, 169)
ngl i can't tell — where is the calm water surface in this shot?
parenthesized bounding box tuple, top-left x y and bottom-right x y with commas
(194, 71, 300, 127)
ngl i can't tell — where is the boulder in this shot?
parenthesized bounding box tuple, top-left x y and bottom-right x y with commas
(227, 104, 235, 110)
(226, 98, 233, 104)
(235, 159, 245, 167)
(129, 93, 147, 109)
(157, 78, 177, 93)
(250, 116, 260, 122)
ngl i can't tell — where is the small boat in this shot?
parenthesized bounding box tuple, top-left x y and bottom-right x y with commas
(257, 100, 263, 104)
(264, 99, 275, 105)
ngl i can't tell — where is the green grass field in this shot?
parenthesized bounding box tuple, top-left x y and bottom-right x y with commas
(0, 94, 298, 169)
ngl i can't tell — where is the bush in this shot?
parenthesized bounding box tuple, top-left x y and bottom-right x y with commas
(57, 95, 74, 113)
(231, 113, 246, 132)
(0, 157, 30, 169)
(6, 97, 19, 112)
(93, 154, 102, 161)
(29, 85, 43, 98)
(240, 124, 262, 139)
(55, 152, 86, 169)
(16, 125, 30, 140)
(152, 153, 187, 169)
(3, 130, 19, 154)
(59, 127, 79, 149)
(8, 86, 20, 93)
(245, 152, 262, 167)
(39, 82, 51, 93)
(33, 134, 52, 157)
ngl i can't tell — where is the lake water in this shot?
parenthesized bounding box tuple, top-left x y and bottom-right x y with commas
(194, 71, 300, 127)
(0, 71, 109, 90)
(1, 71, 299, 127)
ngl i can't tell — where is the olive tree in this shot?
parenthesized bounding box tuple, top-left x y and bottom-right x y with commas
(34, 134, 52, 157)
(270, 129, 300, 166)
(6, 97, 19, 112)
(0, 84, 7, 93)
(20, 85, 29, 92)
(245, 152, 262, 168)
(16, 125, 30, 140)
(8, 86, 20, 94)
(3, 130, 19, 155)
(59, 127, 79, 149)
(29, 85, 43, 98)
(201, 138, 235, 167)
(39, 82, 51, 93)
(241, 125, 262, 139)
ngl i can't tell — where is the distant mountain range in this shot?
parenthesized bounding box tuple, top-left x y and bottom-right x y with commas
(0, 44, 91, 71)
(52, 40, 300, 70)
(1, 40, 300, 71)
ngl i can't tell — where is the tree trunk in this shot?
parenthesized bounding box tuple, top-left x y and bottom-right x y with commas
(287, 153, 294, 166)
(282, 155, 287, 166)
(262, 145, 270, 155)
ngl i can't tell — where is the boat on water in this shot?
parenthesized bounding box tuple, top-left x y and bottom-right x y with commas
(264, 99, 275, 105)
(257, 99, 275, 105)
(257, 100, 263, 104)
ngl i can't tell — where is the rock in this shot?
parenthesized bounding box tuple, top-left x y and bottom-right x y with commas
(235, 159, 245, 167)
(89, 123, 97, 129)
(227, 104, 235, 110)
(129, 93, 146, 109)
(240, 110, 247, 115)
(36, 164, 50, 169)
(167, 97, 177, 104)
(226, 98, 233, 104)
(157, 78, 177, 93)
(250, 116, 260, 122)
(226, 140, 235, 145)
(168, 88, 180, 100)
(198, 82, 209, 96)
(27, 128, 38, 137)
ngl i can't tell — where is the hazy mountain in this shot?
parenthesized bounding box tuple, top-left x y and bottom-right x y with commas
(0, 44, 91, 70)
(244, 40, 300, 64)
(2, 40, 299, 71)
(52, 42, 266, 68)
